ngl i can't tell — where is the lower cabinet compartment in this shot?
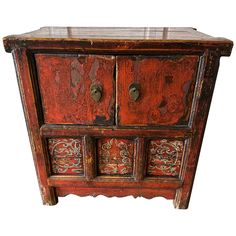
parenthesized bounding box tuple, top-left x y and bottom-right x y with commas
(46, 136, 188, 180)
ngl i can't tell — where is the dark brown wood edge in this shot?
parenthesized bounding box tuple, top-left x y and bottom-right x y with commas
(3, 37, 233, 56)
(26, 51, 45, 126)
(40, 125, 192, 138)
(174, 50, 221, 209)
(134, 138, 145, 181)
(188, 54, 206, 127)
(13, 48, 57, 205)
(83, 136, 96, 181)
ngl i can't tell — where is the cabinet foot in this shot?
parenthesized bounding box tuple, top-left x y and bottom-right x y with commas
(40, 186, 58, 206)
(173, 189, 190, 209)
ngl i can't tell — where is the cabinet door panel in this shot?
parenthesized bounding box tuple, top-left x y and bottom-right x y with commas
(36, 54, 115, 125)
(117, 56, 199, 126)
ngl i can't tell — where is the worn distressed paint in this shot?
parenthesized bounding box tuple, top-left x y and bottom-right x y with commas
(48, 138, 84, 175)
(36, 54, 115, 125)
(117, 56, 199, 126)
(97, 138, 134, 176)
(147, 139, 184, 177)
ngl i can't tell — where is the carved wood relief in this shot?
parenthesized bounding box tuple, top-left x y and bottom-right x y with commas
(48, 138, 84, 175)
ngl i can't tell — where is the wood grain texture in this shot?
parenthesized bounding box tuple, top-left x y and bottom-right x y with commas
(36, 54, 115, 125)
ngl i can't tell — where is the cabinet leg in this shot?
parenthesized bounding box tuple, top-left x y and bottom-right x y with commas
(40, 186, 58, 206)
(173, 188, 191, 209)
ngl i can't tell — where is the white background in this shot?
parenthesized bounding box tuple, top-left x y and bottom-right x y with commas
(0, 0, 235, 235)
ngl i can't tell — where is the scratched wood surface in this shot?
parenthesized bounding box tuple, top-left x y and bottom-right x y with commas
(117, 56, 199, 126)
(36, 54, 115, 125)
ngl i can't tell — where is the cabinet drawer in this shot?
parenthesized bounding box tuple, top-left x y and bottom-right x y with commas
(117, 56, 199, 126)
(36, 54, 115, 125)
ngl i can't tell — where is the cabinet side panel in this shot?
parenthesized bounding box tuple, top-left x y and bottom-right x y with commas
(12, 48, 57, 205)
(174, 51, 221, 209)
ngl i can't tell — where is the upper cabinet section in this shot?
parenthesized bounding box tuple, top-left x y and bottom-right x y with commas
(35, 54, 115, 125)
(117, 56, 199, 126)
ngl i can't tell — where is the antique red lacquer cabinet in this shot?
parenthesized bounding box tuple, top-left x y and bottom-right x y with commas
(3, 27, 233, 208)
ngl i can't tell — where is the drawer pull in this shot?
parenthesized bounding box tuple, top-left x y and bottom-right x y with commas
(129, 83, 140, 101)
(90, 84, 102, 102)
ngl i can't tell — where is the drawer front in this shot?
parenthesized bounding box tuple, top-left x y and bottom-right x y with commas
(117, 56, 199, 126)
(36, 54, 115, 125)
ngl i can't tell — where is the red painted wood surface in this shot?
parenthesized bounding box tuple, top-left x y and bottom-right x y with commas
(48, 138, 84, 175)
(117, 56, 199, 126)
(147, 139, 184, 177)
(56, 187, 176, 200)
(36, 54, 115, 125)
(97, 138, 134, 175)
(3, 27, 233, 208)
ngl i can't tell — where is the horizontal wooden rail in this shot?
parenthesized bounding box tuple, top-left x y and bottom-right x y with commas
(40, 124, 192, 138)
(48, 175, 183, 189)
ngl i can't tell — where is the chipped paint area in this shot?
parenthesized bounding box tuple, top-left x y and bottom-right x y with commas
(35, 54, 115, 125)
(117, 55, 199, 126)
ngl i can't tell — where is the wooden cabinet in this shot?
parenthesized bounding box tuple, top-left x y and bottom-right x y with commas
(3, 27, 233, 208)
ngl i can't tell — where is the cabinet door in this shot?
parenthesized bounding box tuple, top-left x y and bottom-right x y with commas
(116, 56, 199, 126)
(36, 54, 115, 125)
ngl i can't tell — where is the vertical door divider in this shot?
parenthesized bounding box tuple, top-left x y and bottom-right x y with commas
(83, 135, 96, 181)
(134, 138, 145, 181)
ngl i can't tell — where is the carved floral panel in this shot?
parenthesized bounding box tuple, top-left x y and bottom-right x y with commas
(48, 138, 84, 175)
(147, 139, 184, 177)
(97, 138, 134, 176)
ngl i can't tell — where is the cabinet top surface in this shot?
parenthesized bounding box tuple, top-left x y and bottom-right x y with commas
(5, 27, 231, 41)
(3, 27, 233, 55)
